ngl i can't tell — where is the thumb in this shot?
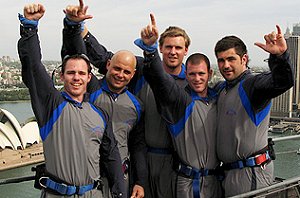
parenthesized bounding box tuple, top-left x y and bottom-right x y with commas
(83, 15, 93, 20)
(254, 42, 266, 51)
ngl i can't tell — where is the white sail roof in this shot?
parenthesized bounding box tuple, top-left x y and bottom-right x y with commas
(0, 108, 40, 150)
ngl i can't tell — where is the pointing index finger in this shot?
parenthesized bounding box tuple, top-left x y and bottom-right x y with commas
(150, 13, 156, 27)
(276, 25, 282, 35)
(79, 0, 84, 9)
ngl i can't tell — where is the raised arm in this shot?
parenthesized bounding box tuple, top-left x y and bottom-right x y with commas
(135, 14, 188, 121)
(61, 0, 113, 74)
(61, 0, 92, 59)
(18, 3, 58, 126)
(244, 25, 294, 110)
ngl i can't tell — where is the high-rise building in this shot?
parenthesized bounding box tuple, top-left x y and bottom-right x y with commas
(292, 23, 300, 36)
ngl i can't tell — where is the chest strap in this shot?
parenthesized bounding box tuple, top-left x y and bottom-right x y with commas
(39, 177, 98, 196)
(222, 151, 271, 170)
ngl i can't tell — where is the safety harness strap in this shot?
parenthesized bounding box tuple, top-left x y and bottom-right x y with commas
(176, 162, 217, 198)
(39, 177, 96, 196)
(223, 151, 271, 170)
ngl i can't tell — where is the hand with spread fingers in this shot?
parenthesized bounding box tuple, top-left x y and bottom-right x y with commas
(254, 25, 287, 56)
(140, 13, 159, 46)
(23, 3, 45, 21)
(64, 0, 93, 22)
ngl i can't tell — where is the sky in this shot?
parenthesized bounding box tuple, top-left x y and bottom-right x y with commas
(2, 0, 300, 67)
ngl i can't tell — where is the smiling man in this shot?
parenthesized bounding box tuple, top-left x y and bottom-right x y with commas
(18, 3, 125, 198)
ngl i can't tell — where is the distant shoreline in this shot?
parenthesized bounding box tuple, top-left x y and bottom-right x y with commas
(0, 100, 30, 104)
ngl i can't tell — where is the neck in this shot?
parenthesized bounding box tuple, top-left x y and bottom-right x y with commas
(163, 64, 182, 75)
(198, 90, 208, 98)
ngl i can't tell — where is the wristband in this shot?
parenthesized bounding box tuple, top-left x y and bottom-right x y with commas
(64, 17, 85, 32)
(134, 38, 158, 53)
(18, 13, 38, 29)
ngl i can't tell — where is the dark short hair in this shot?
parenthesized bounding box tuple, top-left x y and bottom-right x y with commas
(185, 53, 210, 71)
(159, 26, 191, 48)
(214, 35, 247, 58)
(61, 54, 92, 74)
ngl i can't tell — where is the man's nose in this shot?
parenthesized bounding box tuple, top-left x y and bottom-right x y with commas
(170, 47, 176, 54)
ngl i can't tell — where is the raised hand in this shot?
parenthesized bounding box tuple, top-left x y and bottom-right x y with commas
(254, 25, 287, 56)
(23, 3, 45, 21)
(140, 13, 159, 46)
(64, 0, 93, 22)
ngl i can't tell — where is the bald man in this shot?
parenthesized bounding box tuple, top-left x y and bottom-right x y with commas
(82, 49, 146, 198)
(105, 50, 137, 94)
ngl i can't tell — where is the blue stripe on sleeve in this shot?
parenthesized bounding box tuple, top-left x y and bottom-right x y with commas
(40, 101, 67, 141)
(126, 91, 142, 122)
(90, 89, 103, 103)
(239, 81, 271, 126)
(168, 101, 194, 137)
(90, 103, 107, 128)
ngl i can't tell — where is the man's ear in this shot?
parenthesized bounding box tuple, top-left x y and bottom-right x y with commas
(208, 69, 213, 81)
(106, 59, 111, 70)
(184, 47, 188, 56)
(60, 72, 64, 82)
(241, 54, 248, 69)
(87, 73, 92, 83)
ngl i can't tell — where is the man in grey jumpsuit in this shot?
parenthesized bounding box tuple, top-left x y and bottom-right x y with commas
(60, 1, 191, 197)
(18, 3, 125, 197)
(62, 2, 146, 198)
(214, 26, 294, 196)
(134, 14, 223, 198)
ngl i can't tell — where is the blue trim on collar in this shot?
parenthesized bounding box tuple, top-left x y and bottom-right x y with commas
(101, 78, 127, 96)
(170, 64, 186, 80)
(61, 92, 83, 108)
(90, 89, 103, 103)
(238, 80, 271, 126)
(190, 88, 217, 103)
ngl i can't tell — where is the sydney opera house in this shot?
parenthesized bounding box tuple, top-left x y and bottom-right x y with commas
(0, 108, 40, 150)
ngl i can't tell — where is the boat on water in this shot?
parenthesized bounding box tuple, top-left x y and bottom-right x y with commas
(269, 123, 289, 134)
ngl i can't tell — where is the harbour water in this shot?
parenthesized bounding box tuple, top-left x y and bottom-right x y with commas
(0, 101, 300, 197)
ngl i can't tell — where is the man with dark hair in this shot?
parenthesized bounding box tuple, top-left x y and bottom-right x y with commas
(62, 1, 146, 198)
(61, 1, 191, 197)
(214, 27, 294, 196)
(18, 3, 125, 197)
(134, 14, 222, 198)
